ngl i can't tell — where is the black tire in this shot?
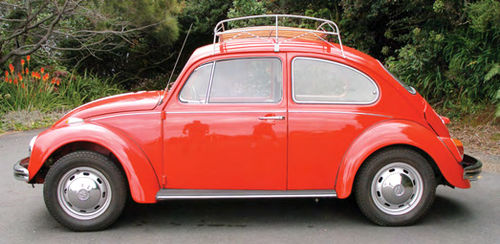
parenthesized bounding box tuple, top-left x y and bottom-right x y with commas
(43, 151, 127, 231)
(354, 148, 437, 226)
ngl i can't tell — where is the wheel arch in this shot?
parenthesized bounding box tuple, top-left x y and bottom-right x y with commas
(29, 123, 160, 203)
(350, 144, 445, 193)
(335, 119, 469, 199)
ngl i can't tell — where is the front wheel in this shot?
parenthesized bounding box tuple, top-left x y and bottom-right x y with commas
(354, 148, 437, 226)
(43, 151, 127, 231)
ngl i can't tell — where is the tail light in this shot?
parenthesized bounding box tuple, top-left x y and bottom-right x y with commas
(452, 138, 464, 158)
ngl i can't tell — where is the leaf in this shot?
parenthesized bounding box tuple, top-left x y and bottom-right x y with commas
(485, 63, 500, 81)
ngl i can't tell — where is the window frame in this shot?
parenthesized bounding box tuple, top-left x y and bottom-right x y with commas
(178, 57, 284, 104)
(291, 57, 380, 105)
(178, 62, 214, 104)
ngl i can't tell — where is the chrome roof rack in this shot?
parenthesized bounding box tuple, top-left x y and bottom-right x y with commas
(213, 14, 345, 58)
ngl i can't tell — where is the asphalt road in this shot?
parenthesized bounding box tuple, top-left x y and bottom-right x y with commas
(1, 129, 499, 243)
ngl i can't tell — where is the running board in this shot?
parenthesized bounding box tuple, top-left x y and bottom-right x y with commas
(156, 189, 337, 200)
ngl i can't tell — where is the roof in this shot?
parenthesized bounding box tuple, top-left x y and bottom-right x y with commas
(187, 38, 377, 67)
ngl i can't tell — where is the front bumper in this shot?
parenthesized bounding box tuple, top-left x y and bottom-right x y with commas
(460, 154, 482, 181)
(13, 157, 30, 182)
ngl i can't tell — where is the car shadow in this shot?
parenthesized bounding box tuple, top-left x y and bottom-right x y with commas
(112, 193, 471, 229)
(30, 190, 472, 232)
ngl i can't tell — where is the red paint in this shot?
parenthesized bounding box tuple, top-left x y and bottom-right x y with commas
(25, 38, 469, 203)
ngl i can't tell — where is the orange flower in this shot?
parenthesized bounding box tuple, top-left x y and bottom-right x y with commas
(21, 83, 25, 89)
(4, 76, 7, 82)
(25, 68, 29, 74)
(43, 73, 49, 81)
(18, 73, 23, 81)
(52, 77, 61, 85)
(8, 78, 12, 83)
(13, 78, 18, 85)
(40, 67, 44, 74)
(9, 63, 14, 73)
(31, 71, 41, 79)
(4, 70, 8, 77)
(26, 55, 30, 63)
(21, 59, 25, 66)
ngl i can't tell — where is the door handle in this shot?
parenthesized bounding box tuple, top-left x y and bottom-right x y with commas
(258, 115, 285, 120)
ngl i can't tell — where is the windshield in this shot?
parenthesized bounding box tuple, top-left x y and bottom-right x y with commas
(377, 61, 416, 95)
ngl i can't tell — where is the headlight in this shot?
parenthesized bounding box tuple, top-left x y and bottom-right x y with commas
(29, 135, 37, 153)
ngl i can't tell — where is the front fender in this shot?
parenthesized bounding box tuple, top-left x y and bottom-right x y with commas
(29, 123, 160, 203)
(335, 119, 469, 199)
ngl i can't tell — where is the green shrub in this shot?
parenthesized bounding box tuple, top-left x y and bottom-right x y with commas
(386, 0, 500, 118)
(1, 56, 123, 118)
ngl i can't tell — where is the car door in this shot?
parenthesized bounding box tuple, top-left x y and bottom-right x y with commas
(287, 54, 386, 190)
(163, 54, 288, 190)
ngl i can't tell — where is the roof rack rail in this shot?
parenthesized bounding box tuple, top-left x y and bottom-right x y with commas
(213, 14, 345, 58)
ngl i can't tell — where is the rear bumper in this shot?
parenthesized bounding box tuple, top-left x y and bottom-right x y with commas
(460, 154, 482, 181)
(13, 157, 30, 182)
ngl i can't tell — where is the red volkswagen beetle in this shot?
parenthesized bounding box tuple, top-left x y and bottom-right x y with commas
(13, 15, 481, 231)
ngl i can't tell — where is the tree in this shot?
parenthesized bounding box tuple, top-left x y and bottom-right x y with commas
(0, 0, 181, 73)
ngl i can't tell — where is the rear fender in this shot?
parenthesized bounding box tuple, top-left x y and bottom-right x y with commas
(335, 120, 469, 199)
(29, 123, 160, 203)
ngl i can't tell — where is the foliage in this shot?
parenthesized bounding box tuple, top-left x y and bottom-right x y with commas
(386, 0, 500, 117)
(0, 55, 123, 115)
(1, 0, 182, 89)
(62, 0, 182, 86)
(496, 89, 500, 118)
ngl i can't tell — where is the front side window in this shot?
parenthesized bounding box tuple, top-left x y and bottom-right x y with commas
(209, 58, 282, 103)
(179, 63, 213, 103)
(292, 57, 379, 104)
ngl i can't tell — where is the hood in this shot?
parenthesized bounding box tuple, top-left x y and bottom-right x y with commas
(54, 91, 162, 126)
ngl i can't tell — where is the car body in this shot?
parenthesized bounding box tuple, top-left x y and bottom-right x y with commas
(14, 15, 481, 231)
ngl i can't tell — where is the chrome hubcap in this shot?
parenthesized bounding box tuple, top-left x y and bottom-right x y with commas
(371, 163, 423, 215)
(57, 167, 112, 220)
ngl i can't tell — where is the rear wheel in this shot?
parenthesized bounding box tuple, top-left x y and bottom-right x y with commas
(354, 148, 437, 226)
(44, 151, 127, 231)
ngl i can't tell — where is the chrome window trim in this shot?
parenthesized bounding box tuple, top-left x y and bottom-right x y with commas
(179, 57, 284, 105)
(208, 57, 284, 104)
(204, 60, 217, 103)
(179, 62, 214, 104)
(291, 57, 380, 105)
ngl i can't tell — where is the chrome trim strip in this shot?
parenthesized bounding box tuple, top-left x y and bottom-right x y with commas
(166, 110, 286, 114)
(13, 160, 29, 182)
(90, 111, 161, 121)
(291, 57, 380, 105)
(205, 61, 216, 104)
(288, 110, 391, 118)
(156, 189, 337, 200)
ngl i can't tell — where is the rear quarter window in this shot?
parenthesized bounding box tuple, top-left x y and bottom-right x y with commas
(292, 57, 379, 104)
